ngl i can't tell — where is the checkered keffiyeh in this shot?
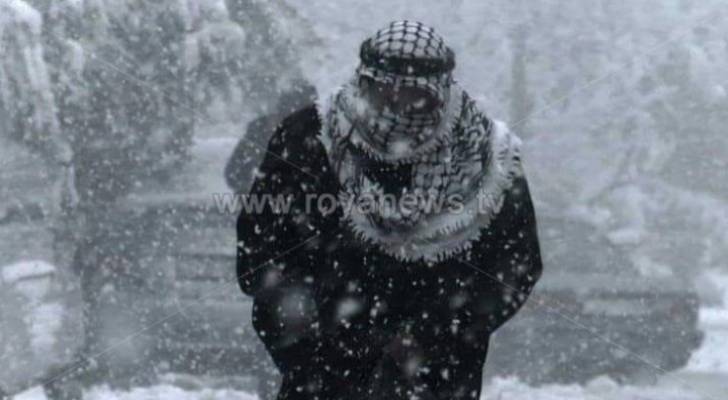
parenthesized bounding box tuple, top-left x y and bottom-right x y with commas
(319, 21, 524, 262)
(341, 21, 457, 161)
(359, 21, 456, 76)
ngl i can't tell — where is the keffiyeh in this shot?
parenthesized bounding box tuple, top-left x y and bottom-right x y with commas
(318, 21, 524, 263)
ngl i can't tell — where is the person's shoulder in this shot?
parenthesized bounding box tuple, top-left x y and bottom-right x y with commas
(504, 175, 532, 207)
(265, 104, 333, 177)
(269, 104, 321, 149)
(488, 119, 523, 154)
(278, 104, 321, 136)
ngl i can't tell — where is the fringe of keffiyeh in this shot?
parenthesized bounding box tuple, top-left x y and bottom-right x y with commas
(342, 121, 522, 263)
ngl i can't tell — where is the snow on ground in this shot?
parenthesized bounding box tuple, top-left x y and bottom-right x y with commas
(483, 376, 703, 400)
(1, 260, 55, 286)
(5, 263, 727, 400)
(686, 272, 728, 374)
(12, 294, 728, 400)
(9, 373, 714, 400)
(10, 272, 728, 400)
(10, 275, 727, 400)
(481, 273, 728, 400)
(14, 385, 257, 400)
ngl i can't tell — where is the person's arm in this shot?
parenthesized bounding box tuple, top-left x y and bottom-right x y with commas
(224, 117, 270, 194)
(465, 175, 543, 332)
(236, 108, 326, 297)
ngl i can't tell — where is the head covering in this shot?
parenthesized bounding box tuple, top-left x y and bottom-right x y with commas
(319, 21, 523, 262)
(275, 80, 318, 116)
(344, 21, 456, 162)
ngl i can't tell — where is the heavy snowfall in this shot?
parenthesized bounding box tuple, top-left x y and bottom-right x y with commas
(1, 0, 728, 399)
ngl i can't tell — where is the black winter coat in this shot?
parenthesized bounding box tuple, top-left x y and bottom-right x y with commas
(236, 105, 543, 399)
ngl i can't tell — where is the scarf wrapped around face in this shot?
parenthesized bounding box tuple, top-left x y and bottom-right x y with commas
(318, 21, 524, 263)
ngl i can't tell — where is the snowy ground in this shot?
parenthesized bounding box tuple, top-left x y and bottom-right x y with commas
(481, 303, 728, 400)
(12, 277, 728, 400)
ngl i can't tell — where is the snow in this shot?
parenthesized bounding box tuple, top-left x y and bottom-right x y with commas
(686, 274, 728, 374)
(0, 0, 60, 145)
(1, 260, 56, 286)
(28, 302, 65, 356)
(10, 294, 728, 400)
(483, 376, 702, 400)
(0, 1, 42, 36)
(1, 259, 81, 396)
(13, 385, 257, 400)
(687, 311, 728, 374)
(1, 262, 64, 355)
(83, 385, 257, 400)
(2, 0, 728, 398)
(7, 271, 728, 400)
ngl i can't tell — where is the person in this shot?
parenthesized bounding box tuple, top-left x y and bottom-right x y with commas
(235, 21, 542, 400)
(225, 81, 318, 194)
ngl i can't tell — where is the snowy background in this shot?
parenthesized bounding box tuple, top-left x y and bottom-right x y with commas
(2, 0, 728, 399)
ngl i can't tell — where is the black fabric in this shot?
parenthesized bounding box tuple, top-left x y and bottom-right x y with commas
(224, 114, 282, 195)
(236, 106, 542, 399)
(359, 151, 415, 196)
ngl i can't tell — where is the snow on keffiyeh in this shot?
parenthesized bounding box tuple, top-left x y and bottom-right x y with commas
(318, 21, 524, 263)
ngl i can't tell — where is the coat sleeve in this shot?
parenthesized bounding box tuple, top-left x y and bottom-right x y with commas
(235, 109, 327, 297)
(224, 116, 277, 194)
(466, 175, 543, 333)
(223, 119, 258, 194)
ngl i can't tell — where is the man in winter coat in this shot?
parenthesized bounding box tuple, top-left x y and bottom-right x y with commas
(236, 21, 542, 399)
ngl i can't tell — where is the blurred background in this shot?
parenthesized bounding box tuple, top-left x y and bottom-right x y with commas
(1, 1, 727, 399)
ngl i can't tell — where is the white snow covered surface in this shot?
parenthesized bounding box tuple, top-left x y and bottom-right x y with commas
(14, 385, 257, 400)
(484, 274, 728, 399)
(9, 375, 716, 400)
(686, 308, 728, 374)
(10, 273, 728, 400)
(482, 376, 704, 400)
(1, 260, 56, 285)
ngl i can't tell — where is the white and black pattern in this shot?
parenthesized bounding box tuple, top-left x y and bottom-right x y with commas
(347, 21, 456, 160)
(359, 21, 455, 74)
(318, 21, 524, 263)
